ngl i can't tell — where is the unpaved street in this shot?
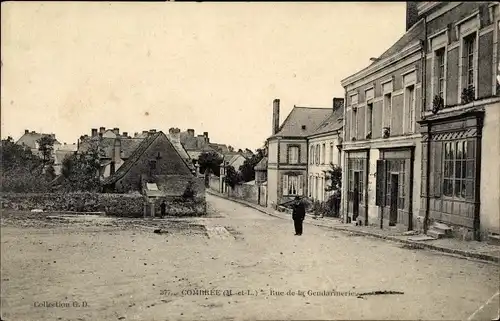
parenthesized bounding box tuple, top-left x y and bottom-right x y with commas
(1, 193, 499, 321)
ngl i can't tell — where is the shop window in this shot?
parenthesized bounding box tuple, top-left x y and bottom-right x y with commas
(443, 140, 475, 200)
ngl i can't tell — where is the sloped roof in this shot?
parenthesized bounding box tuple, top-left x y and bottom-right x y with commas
(254, 156, 268, 171)
(270, 107, 332, 138)
(54, 150, 75, 165)
(228, 154, 246, 167)
(166, 135, 194, 169)
(78, 137, 144, 159)
(309, 106, 344, 137)
(16, 132, 61, 149)
(102, 132, 195, 185)
(209, 143, 229, 154)
(368, 19, 424, 67)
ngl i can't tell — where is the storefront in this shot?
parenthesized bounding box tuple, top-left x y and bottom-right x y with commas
(345, 149, 369, 224)
(376, 148, 414, 229)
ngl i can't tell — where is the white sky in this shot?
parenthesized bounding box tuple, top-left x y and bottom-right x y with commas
(1, 2, 406, 151)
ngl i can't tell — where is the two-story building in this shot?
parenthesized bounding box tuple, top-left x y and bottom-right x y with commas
(307, 98, 344, 202)
(414, 2, 500, 241)
(341, 15, 425, 230)
(266, 99, 331, 208)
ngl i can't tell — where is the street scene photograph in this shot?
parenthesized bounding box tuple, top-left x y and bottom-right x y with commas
(1, 1, 500, 321)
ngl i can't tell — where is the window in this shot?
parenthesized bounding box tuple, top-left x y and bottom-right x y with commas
(330, 144, 334, 165)
(283, 174, 303, 196)
(347, 158, 366, 205)
(436, 48, 446, 98)
(464, 33, 476, 89)
(405, 85, 416, 133)
(308, 176, 312, 197)
(443, 140, 475, 200)
(385, 159, 406, 209)
(321, 143, 326, 164)
(315, 145, 320, 165)
(353, 108, 358, 139)
(366, 103, 373, 137)
(309, 146, 314, 164)
(288, 146, 299, 164)
(383, 93, 392, 128)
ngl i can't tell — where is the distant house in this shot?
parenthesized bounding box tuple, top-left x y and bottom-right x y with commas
(101, 131, 196, 193)
(226, 153, 247, 171)
(16, 129, 61, 157)
(266, 99, 332, 207)
(179, 129, 216, 164)
(254, 156, 268, 185)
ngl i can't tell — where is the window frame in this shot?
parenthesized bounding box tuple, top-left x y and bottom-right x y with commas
(404, 84, 416, 134)
(366, 102, 373, 138)
(287, 145, 300, 164)
(442, 139, 475, 201)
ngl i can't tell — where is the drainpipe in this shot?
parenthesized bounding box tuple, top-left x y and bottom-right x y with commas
(341, 87, 348, 223)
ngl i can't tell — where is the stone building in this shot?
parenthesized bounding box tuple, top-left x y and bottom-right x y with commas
(340, 10, 425, 229)
(266, 99, 332, 208)
(414, 2, 500, 241)
(307, 98, 344, 202)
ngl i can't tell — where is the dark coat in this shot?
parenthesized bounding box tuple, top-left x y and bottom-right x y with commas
(292, 201, 306, 221)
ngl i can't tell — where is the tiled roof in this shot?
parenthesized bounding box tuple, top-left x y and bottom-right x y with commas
(101, 133, 161, 185)
(209, 143, 229, 154)
(270, 107, 332, 138)
(309, 107, 344, 137)
(16, 132, 61, 149)
(78, 137, 144, 159)
(102, 132, 195, 185)
(368, 19, 424, 67)
(254, 156, 268, 171)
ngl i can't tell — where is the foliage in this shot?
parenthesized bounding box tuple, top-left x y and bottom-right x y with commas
(461, 86, 475, 104)
(198, 151, 223, 177)
(325, 164, 342, 192)
(37, 135, 56, 163)
(60, 140, 102, 192)
(0, 137, 49, 192)
(224, 165, 241, 189)
(238, 148, 265, 182)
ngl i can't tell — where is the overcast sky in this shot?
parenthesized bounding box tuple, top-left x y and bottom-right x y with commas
(1, 2, 406, 151)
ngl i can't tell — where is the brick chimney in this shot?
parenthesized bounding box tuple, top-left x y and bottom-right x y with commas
(99, 127, 106, 134)
(272, 99, 280, 135)
(187, 129, 195, 137)
(134, 132, 139, 137)
(91, 128, 98, 137)
(406, 2, 419, 31)
(24, 129, 29, 134)
(142, 130, 148, 135)
(333, 98, 344, 111)
(203, 131, 209, 143)
(149, 129, 156, 134)
(113, 127, 120, 135)
(122, 132, 128, 138)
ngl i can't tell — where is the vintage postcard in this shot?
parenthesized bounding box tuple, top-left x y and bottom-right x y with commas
(1, 1, 499, 320)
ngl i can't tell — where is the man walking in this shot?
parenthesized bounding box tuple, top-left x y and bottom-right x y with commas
(292, 196, 306, 236)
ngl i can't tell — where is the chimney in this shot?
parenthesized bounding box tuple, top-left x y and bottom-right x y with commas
(134, 132, 139, 137)
(142, 130, 148, 135)
(113, 138, 122, 166)
(99, 127, 106, 134)
(24, 129, 29, 134)
(122, 132, 128, 137)
(187, 129, 195, 137)
(113, 127, 120, 135)
(333, 98, 344, 111)
(406, 2, 419, 31)
(169, 128, 181, 144)
(272, 99, 280, 135)
(149, 129, 156, 134)
(91, 128, 98, 137)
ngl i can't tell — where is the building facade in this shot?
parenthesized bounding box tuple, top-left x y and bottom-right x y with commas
(307, 98, 344, 202)
(341, 17, 425, 229)
(415, 2, 500, 240)
(266, 99, 332, 208)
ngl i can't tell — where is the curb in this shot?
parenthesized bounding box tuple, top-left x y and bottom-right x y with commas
(207, 190, 499, 264)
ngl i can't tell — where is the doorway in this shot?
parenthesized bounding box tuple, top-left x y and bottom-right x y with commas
(389, 173, 399, 226)
(353, 171, 360, 221)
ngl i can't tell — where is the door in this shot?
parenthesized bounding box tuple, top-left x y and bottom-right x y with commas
(353, 171, 360, 221)
(389, 174, 399, 226)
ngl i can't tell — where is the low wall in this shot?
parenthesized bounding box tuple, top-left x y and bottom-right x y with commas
(1, 192, 206, 218)
(208, 176, 220, 192)
(228, 184, 261, 205)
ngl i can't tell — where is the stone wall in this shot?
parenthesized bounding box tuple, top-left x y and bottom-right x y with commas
(1, 192, 207, 218)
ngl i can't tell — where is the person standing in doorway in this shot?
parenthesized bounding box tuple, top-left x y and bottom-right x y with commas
(292, 196, 306, 235)
(160, 200, 167, 218)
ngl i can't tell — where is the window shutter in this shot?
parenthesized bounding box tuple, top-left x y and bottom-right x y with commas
(282, 175, 288, 195)
(375, 160, 386, 206)
(298, 175, 303, 195)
